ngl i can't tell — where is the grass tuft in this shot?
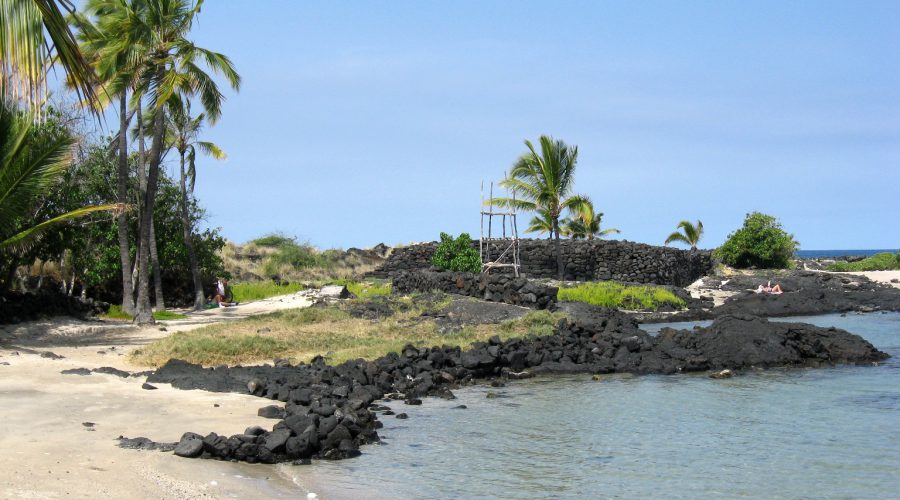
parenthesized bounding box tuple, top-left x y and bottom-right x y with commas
(826, 252, 900, 272)
(102, 305, 188, 321)
(230, 281, 305, 302)
(558, 281, 686, 310)
(328, 279, 391, 298)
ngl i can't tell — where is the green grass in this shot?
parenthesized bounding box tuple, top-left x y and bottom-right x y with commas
(231, 281, 305, 302)
(102, 305, 188, 321)
(130, 298, 562, 368)
(557, 281, 686, 310)
(826, 252, 900, 272)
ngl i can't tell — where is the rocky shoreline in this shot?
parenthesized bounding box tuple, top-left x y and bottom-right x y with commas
(638, 270, 900, 323)
(133, 307, 888, 465)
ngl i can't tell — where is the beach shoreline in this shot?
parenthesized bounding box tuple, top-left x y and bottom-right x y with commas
(1, 270, 898, 498)
(0, 291, 312, 499)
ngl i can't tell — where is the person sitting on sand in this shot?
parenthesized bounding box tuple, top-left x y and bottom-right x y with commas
(755, 281, 783, 295)
(213, 278, 237, 307)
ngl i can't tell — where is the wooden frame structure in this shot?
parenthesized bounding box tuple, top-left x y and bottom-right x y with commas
(480, 181, 521, 277)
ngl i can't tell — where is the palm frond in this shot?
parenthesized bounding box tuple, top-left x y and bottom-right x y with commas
(0, 203, 120, 253)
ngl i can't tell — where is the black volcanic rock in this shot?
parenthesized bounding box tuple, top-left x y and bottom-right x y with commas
(140, 307, 888, 465)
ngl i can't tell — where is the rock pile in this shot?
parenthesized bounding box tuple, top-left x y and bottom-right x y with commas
(392, 271, 557, 309)
(0, 291, 109, 325)
(142, 310, 887, 465)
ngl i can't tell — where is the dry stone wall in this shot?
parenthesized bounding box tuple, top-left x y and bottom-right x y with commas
(372, 239, 713, 287)
(392, 271, 557, 309)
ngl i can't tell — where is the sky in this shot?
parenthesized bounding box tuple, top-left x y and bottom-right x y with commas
(122, 1, 900, 250)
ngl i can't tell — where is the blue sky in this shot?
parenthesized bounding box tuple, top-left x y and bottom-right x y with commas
(155, 1, 897, 250)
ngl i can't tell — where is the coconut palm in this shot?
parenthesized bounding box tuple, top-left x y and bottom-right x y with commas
(665, 220, 704, 250)
(0, 99, 117, 288)
(525, 209, 557, 239)
(564, 198, 619, 240)
(0, 0, 99, 114)
(165, 97, 225, 309)
(73, 0, 149, 314)
(491, 135, 588, 279)
(115, 0, 239, 323)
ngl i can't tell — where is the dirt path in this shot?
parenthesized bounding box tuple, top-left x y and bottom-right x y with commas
(0, 291, 314, 499)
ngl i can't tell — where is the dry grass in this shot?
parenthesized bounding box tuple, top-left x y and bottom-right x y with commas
(220, 240, 380, 282)
(130, 298, 562, 368)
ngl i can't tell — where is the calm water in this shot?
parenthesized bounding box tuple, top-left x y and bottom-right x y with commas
(281, 313, 900, 499)
(796, 249, 897, 259)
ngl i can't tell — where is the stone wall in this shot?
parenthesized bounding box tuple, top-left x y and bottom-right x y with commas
(392, 271, 557, 309)
(372, 239, 713, 287)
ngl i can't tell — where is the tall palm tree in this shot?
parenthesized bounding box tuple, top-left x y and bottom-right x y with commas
(126, 0, 239, 323)
(0, 0, 100, 115)
(491, 135, 588, 279)
(0, 99, 117, 288)
(73, 0, 148, 314)
(564, 198, 620, 240)
(665, 220, 704, 250)
(165, 97, 225, 309)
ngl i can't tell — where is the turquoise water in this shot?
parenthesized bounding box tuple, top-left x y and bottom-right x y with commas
(284, 313, 900, 499)
(796, 249, 897, 258)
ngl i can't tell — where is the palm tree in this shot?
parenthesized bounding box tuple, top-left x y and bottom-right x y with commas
(115, 0, 239, 323)
(0, 0, 100, 114)
(491, 135, 588, 279)
(525, 209, 557, 239)
(564, 198, 620, 240)
(73, 0, 149, 314)
(0, 99, 117, 289)
(665, 220, 704, 250)
(165, 97, 225, 309)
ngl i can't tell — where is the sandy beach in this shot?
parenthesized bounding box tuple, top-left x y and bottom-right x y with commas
(0, 292, 313, 499)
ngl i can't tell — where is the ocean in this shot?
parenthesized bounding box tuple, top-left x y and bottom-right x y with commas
(796, 249, 897, 259)
(279, 312, 900, 499)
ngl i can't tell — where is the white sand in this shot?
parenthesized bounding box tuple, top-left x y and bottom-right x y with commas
(0, 291, 314, 499)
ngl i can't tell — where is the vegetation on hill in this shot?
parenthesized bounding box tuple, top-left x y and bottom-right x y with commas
(558, 281, 686, 311)
(826, 252, 900, 272)
(221, 234, 387, 283)
(716, 212, 798, 269)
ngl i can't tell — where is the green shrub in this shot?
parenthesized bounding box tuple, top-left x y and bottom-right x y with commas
(432, 232, 481, 273)
(260, 241, 333, 276)
(557, 281, 686, 310)
(251, 233, 296, 248)
(715, 212, 798, 269)
(826, 252, 900, 272)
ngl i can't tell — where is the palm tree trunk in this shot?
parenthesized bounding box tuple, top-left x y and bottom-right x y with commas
(36, 260, 45, 290)
(149, 218, 165, 309)
(179, 152, 205, 309)
(137, 104, 165, 310)
(117, 92, 135, 315)
(134, 73, 166, 325)
(553, 217, 564, 279)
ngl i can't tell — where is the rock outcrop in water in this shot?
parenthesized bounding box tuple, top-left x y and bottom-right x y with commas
(141, 310, 887, 464)
(711, 272, 900, 317)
